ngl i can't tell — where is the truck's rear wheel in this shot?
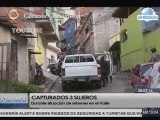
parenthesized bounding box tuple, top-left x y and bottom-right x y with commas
(62, 81, 70, 91)
(95, 80, 102, 89)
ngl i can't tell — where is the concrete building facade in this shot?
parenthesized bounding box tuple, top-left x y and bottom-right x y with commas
(75, 7, 119, 54)
(0, 7, 35, 84)
(93, 7, 119, 53)
(62, 18, 77, 55)
(112, 7, 160, 71)
(46, 43, 61, 66)
(0, 7, 59, 85)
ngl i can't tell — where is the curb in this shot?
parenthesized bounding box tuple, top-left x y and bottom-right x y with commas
(44, 76, 59, 93)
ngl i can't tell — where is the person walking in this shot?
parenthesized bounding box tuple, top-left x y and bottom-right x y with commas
(150, 48, 160, 62)
(100, 55, 110, 87)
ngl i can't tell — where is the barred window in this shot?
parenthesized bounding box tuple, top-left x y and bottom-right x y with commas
(120, 29, 128, 42)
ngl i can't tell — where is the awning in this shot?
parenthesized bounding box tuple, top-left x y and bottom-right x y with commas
(42, 32, 59, 42)
(107, 32, 121, 52)
(108, 41, 120, 51)
(112, 7, 139, 18)
(108, 32, 120, 49)
(47, 45, 61, 52)
(13, 31, 37, 38)
(36, 19, 59, 42)
(35, 19, 54, 32)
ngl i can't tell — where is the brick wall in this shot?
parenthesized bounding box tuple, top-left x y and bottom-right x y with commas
(93, 7, 119, 53)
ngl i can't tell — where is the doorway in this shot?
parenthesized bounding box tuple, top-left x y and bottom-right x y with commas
(10, 40, 18, 79)
(0, 43, 11, 92)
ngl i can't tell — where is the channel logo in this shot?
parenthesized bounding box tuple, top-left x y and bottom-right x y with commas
(8, 9, 20, 20)
(0, 94, 28, 108)
(137, 7, 159, 22)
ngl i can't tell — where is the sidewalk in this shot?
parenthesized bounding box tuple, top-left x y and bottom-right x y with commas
(38, 71, 59, 93)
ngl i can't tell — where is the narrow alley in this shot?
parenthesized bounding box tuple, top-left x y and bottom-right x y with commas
(51, 72, 133, 93)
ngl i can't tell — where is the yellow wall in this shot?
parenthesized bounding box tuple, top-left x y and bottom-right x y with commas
(35, 34, 45, 65)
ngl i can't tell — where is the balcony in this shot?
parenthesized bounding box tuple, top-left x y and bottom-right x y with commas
(35, 18, 59, 42)
(79, 12, 92, 33)
(80, 30, 93, 49)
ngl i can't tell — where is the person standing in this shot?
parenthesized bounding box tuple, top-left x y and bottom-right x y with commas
(105, 58, 111, 84)
(150, 48, 160, 62)
(100, 55, 110, 86)
(58, 59, 62, 77)
(100, 56, 106, 87)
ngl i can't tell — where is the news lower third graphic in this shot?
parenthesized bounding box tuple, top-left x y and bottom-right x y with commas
(142, 108, 160, 116)
(0, 94, 28, 108)
(0, 93, 160, 117)
(29, 93, 160, 109)
(0, 109, 143, 117)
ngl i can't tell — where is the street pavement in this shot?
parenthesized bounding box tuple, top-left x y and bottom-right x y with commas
(49, 72, 134, 93)
(38, 71, 59, 93)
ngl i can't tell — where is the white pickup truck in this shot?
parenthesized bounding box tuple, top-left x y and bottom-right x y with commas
(61, 54, 101, 91)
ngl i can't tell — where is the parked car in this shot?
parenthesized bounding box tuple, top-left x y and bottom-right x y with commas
(61, 54, 101, 91)
(47, 63, 59, 75)
(131, 62, 155, 89)
(148, 61, 160, 89)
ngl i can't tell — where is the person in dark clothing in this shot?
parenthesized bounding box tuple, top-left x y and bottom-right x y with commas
(100, 56, 106, 87)
(58, 59, 62, 77)
(105, 59, 110, 84)
(100, 55, 110, 87)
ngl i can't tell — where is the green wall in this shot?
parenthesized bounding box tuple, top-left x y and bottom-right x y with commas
(120, 8, 143, 71)
(143, 26, 160, 61)
(120, 8, 160, 71)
